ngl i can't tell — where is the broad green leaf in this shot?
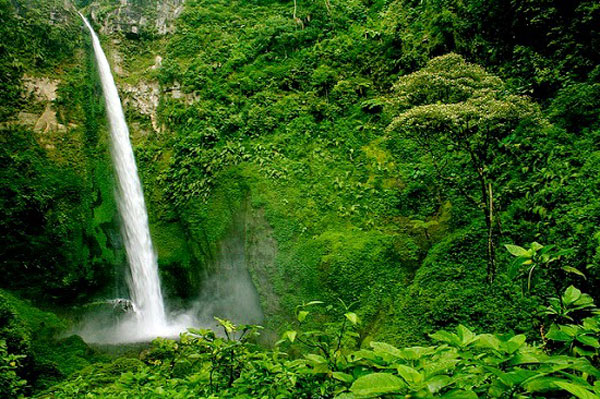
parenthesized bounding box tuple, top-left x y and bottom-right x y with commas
(564, 358, 600, 378)
(559, 324, 579, 337)
(441, 389, 478, 399)
(457, 325, 477, 346)
(345, 312, 360, 325)
(546, 324, 572, 341)
(573, 293, 596, 309)
(430, 330, 461, 347)
(284, 330, 297, 343)
(304, 354, 327, 364)
(333, 372, 355, 383)
(523, 376, 564, 392)
(505, 244, 530, 257)
(350, 373, 405, 398)
(498, 369, 537, 387)
(574, 346, 597, 357)
(509, 351, 546, 365)
(530, 242, 544, 252)
(335, 394, 356, 399)
(554, 381, 600, 399)
(304, 353, 329, 374)
(563, 286, 582, 305)
(349, 349, 381, 362)
(563, 266, 586, 279)
(582, 317, 599, 331)
(423, 359, 460, 376)
(489, 380, 510, 398)
(398, 346, 437, 361)
(370, 341, 402, 358)
(475, 334, 501, 351)
(576, 335, 600, 348)
(297, 310, 309, 322)
(396, 364, 423, 384)
(426, 374, 452, 393)
(505, 334, 527, 353)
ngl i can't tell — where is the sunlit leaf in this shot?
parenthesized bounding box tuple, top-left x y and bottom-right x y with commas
(554, 381, 599, 399)
(440, 389, 478, 399)
(563, 266, 586, 279)
(345, 312, 360, 325)
(284, 330, 297, 343)
(505, 244, 530, 257)
(563, 286, 582, 305)
(350, 373, 405, 397)
(397, 364, 423, 384)
(370, 341, 402, 358)
(297, 310, 309, 322)
(333, 372, 355, 383)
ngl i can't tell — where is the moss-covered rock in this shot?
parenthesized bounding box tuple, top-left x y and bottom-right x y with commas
(388, 226, 540, 345)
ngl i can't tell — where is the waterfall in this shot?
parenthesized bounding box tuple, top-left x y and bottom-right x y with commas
(80, 15, 168, 336)
(76, 14, 262, 344)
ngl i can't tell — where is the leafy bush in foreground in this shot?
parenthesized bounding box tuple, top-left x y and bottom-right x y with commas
(41, 287, 600, 399)
(0, 340, 27, 399)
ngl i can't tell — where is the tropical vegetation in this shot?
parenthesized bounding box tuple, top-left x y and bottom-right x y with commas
(0, 0, 598, 397)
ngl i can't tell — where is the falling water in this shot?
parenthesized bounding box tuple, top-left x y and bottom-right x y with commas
(80, 15, 168, 336)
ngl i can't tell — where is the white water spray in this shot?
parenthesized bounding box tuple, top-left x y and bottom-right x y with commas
(81, 15, 171, 339)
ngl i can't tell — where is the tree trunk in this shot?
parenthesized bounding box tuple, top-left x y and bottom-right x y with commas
(486, 182, 496, 283)
(477, 171, 496, 284)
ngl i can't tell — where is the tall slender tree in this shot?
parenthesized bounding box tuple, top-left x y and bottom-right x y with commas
(387, 54, 541, 282)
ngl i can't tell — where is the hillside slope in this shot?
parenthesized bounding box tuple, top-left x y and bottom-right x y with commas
(104, 0, 599, 343)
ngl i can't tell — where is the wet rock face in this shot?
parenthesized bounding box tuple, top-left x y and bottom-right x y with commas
(90, 0, 184, 37)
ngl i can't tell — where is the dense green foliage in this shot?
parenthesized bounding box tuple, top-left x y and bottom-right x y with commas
(382, 0, 600, 98)
(40, 286, 600, 398)
(0, 0, 123, 301)
(139, 0, 600, 339)
(0, 0, 81, 119)
(0, 290, 106, 397)
(0, 0, 599, 397)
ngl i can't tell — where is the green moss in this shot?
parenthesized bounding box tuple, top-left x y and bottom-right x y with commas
(386, 226, 540, 346)
(0, 292, 65, 335)
(151, 221, 194, 298)
(0, 290, 106, 392)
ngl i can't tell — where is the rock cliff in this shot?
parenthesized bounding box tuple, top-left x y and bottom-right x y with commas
(89, 0, 184, 37)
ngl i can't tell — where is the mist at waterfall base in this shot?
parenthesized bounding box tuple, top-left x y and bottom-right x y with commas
(74, 235, 265, 344)
(75, 15, 262, 344)
(74, 232, 265, 344)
